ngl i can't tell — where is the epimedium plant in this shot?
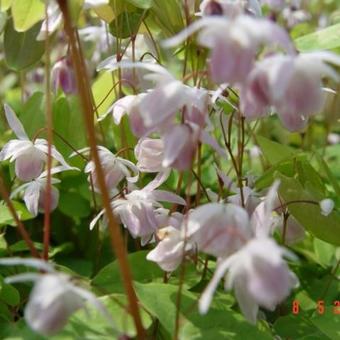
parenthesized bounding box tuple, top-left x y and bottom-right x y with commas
(0, 0, 339, 339)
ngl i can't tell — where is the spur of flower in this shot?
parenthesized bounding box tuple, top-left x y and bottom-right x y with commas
(0, 104, 76, 182)
(0, 257, 113, 336)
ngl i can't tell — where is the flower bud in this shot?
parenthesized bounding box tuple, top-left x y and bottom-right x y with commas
(51, 57, 77, 94)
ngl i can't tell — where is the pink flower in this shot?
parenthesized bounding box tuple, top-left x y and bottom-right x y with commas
(163, 16, 294, 85)
(0, 104, 75, 182)
(90, 173, 186, 245)
(97, 62, 210, 131)
(10, 166, 74, 217)
(147, 226, 190, 272)
(135, 137, 165, 173)
(199, 238, 298, 323)
(187, 203, 252, 257)
(0, 258, 113, 336)
(240, 52, 340, 131)
(162, 124, 200, 171)
(74, 146, 139, 193)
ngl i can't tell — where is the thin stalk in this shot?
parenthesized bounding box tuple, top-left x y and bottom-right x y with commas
(195, 143, 202, 206)
(56, 1, 145, 338)
(43, 3, 53, 261)
(0, 175, 40, 258)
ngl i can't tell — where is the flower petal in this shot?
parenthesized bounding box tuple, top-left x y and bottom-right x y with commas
(4, 104, 28, 140)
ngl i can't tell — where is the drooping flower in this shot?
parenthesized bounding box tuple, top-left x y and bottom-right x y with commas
(199, 238, 298, 323)
(97, 61, 210, 130)
(187, 203, 252, 258)
(147, 226, 191, 272)
(73, 146, 139, 193)
(0, 104, 75, 182)
(163, 15, 294, 85)
(10, 166, 76, 217)
(90, 173, 186, 245)
(0, 258, 113, 337)
(240, 52, 340, 131)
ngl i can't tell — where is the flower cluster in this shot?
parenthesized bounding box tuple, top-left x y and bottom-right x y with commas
(0, 105, 77, 216)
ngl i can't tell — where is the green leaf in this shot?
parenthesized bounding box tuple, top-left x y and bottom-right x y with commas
(0, 11, 7, 34)
(295, 23, 340, 52)
(20, 92, 45, 138)
(61, 294, 152, 338)
(311, 306, 340, 339)
(125, 0, 154, 9)
(4, 20, 45, 71)
(0, 276, 20, 306)
(0, 201, 34, 227)
(53, 96, 87, 156)
(92, 251, 163, 294)
(315, 153, 340, 197)
(277, 173, 340, 246)
(313, 238, 336, 267)
(257, 135, 297, 165)
(0, 0, 12, 11)
(59, 191, 91, 219)
(134, 282, 272, 339)
(274, 313, 328, 339)
(11, 0, 45, 32)
(110, 8, 145, 39)
(148, 0, 184, 37)
(92, 72, 116, 117)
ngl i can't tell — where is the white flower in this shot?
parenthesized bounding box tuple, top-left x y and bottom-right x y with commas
(199, 238, 298, 323)
(0, 258, 113, 336)
(0, 104, 75, 182)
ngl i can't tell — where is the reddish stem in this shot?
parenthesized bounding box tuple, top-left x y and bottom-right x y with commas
(56, 1, 145, 338)
(0, 175, 40, 258)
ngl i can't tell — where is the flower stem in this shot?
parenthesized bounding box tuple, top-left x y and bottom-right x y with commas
(56, 1, 145, 338)
(0, 174, 40, 258)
